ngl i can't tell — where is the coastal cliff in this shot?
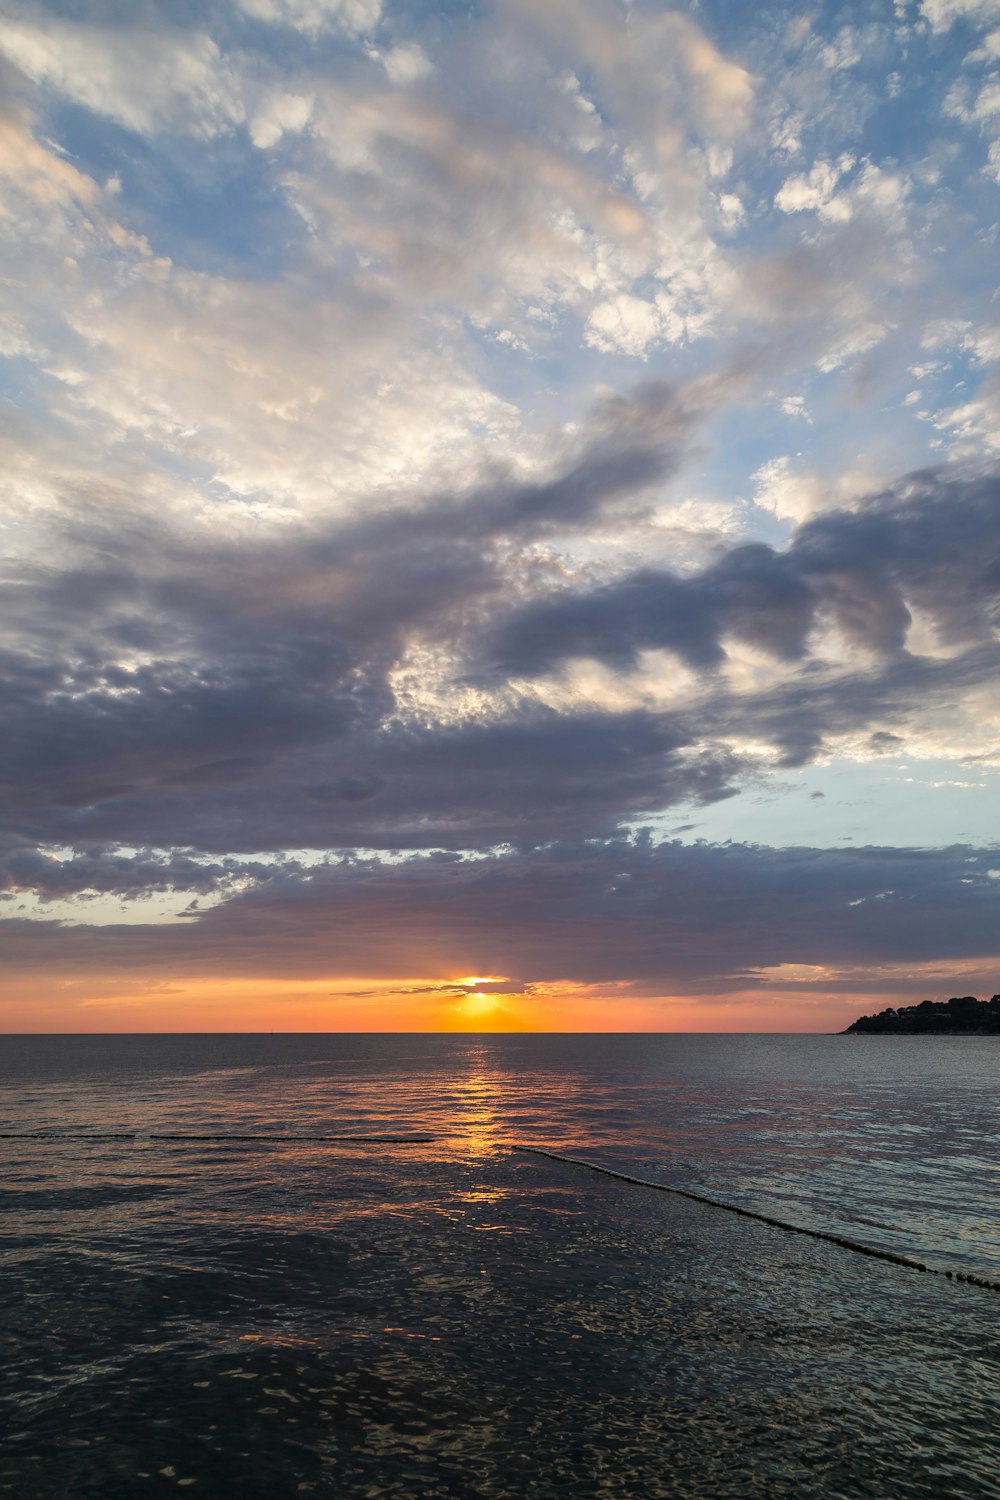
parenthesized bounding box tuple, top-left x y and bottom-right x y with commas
(843, 994, 1000, 1034)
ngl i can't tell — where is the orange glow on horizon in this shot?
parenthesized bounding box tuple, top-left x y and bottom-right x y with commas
(0, 966, 912, 1033)
(5, 958, 998, 1033)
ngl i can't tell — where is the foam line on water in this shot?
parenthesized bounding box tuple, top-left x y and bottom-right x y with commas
(148, 1133, 436, 1143)
(0, 1132, 436, 1144)
(0, 1132, 138, 1140)
(510, 1145, 1000, 1295)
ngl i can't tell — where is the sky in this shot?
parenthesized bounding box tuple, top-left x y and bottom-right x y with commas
(1, 0, 999, 1032)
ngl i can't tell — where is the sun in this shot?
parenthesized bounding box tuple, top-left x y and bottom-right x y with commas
(462, 992, 501, 1018)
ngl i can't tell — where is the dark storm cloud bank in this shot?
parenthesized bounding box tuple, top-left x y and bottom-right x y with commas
(482, 469, 1000, 677)
(0, 377, 739, 855)
(2, 398, 999, 860)
(3, 840, 999, 998)
(0, 710, 744, 861)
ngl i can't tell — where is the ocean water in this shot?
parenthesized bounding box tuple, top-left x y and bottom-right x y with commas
(1, 1032, 998, 1498)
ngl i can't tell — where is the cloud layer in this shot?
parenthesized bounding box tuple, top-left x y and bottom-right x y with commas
(2, 461, 997, 862)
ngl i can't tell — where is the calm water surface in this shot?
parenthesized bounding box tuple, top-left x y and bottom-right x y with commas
(1, 1033, 998, 1497)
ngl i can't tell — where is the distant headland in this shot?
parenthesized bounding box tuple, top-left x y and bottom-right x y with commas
(843, 995, 1000, 1034)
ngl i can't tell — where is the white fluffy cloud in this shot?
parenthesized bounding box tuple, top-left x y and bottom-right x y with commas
(920, 0, 1000, 32)
(0, 17, 245, 137)
(374, 43, 433, 85)
(775, 156, 856, 219)
(236, 0, 382, 36)
(750, 455, 885, 523)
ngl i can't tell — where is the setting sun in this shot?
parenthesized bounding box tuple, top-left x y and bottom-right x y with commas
(462, 992, 499, 1016)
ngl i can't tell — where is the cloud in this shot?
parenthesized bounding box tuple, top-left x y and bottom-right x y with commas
(2, 443, 998, 865)
(0, 121, 518, 514)
(4, 840, 999, 1003)
(484, 467, 1000, 674)
(0, 845, 233, 901)
(373, 43, 433, 86)
(920, 0, 1000, 33)
(237, 0, 382, 36)
(476, 466, 1000, 771)
(775, 156, 856, 219)
(751, 454, 884, 523)
(271, 0, 756, 354)
(297, 78, 656, 324)
(506, 0, 754, 154)
(0, 373, 739, 854)
(937, 375, 1000, 453)
(774, 157, 910, 235)
(0, 16, 245, 138)
(248, 89, 313, 150)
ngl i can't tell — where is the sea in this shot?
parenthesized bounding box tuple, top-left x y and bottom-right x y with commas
(1, 1032, 998, 1498)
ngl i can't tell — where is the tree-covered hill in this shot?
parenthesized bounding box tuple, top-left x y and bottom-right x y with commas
(843, 995, 1000, 1034)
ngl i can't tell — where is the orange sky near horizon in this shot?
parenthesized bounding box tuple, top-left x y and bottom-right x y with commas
(0, 969, 915, 1034)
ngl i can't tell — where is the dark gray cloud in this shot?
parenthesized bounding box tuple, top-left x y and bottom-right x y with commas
(0, 378, 728, 853)
(1, 708, 744, 855)
(0, 845, 287, 901)
(482, 546, 817, 675)
(481, 468, 1000, 678)
(3, 838, 998, 999)
(2, 412, 999, 869)
(473, 466, 1000, 766)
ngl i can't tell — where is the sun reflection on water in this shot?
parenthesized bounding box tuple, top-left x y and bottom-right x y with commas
(450, 1048, 503, 1159)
